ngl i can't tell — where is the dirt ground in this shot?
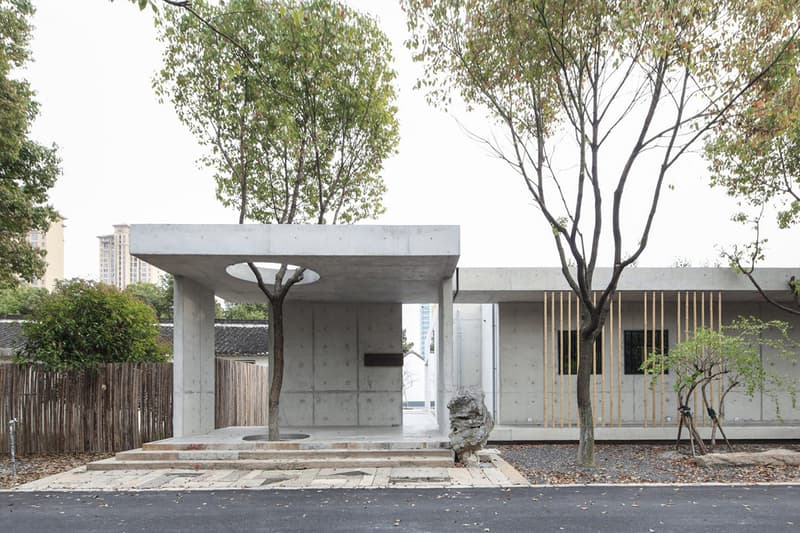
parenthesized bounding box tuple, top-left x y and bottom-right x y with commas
(0, 453, 112, 489)
(498, 442, 800, 484)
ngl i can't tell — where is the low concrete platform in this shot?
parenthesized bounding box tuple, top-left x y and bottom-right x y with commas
(89, 411, 455, 472)
(14, 450, 529, 491)
(11, 412, 532, 490)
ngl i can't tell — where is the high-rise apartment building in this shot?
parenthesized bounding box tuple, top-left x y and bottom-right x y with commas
(419, 304, 432, 357)
(98, 224, 162, 289)
(25, 218, 65, 291)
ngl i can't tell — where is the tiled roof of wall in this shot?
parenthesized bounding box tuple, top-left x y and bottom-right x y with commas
(0, 318, 268, 357)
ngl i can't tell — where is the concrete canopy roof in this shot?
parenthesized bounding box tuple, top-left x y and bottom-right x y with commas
(130, 224, 460, 304)
(454, 267, 798, 303)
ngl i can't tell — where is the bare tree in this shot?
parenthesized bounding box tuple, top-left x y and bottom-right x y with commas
(404, 0, 800, 465)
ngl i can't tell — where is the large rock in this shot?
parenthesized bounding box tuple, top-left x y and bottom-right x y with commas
(694, 448, 800, 467)
(448, 388, 493, 466)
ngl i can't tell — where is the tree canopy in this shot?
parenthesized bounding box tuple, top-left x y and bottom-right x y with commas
(155, 0, 399, 440)
(0, 0, 60, 289)
(154, 0, 399, 225)
(0, 284, 48, 316)
(18, 280, 170, 371)
(705, 43, 800, 313)
(404, 0, 800, 465)
(222, 302, 268, 320)
(124, 280, 173, 320)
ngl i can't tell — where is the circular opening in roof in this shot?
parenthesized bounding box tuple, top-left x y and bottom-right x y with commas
(226, 262, 320, 286)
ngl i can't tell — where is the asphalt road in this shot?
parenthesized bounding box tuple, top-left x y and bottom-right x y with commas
(1, 486, 798, 532)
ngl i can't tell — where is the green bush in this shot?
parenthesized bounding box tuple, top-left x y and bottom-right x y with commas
(17, 279, 170, 371)
(0, 285, 49, 316)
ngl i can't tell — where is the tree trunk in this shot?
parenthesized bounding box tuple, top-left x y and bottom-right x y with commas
(268, 298, 284, 441)
(576, 333, 595, 466)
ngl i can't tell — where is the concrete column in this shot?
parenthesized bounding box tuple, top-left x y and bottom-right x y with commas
(437, 276, 455, 431)
(173, 275, 216, 437)
(480, 304, 496, 417)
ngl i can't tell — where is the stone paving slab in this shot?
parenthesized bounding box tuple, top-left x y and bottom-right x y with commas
(9, 451, 529, 492)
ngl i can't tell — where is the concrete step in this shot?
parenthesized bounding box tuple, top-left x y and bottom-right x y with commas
(142, 440, 449, 452)
(116, 448, 454, 461)
(87, 455, 455, 471)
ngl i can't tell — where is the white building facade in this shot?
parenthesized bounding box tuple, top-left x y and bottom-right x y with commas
(25, 218, 64, 291)
(99, 224, 162, 289)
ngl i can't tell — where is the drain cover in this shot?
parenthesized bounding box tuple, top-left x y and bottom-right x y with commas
(163, 472, 204, 477)
(332, 471, 369, 477)
(260, 476, 292, 486)
(242, 433, 310, 441)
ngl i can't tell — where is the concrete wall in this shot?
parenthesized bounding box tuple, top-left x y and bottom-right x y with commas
(455, 304, 483, 389)
(279, 302, 402, 427)
(473, 298, 800, 427)
(451, 303, 496, 416)
(173, 276, 216, 438)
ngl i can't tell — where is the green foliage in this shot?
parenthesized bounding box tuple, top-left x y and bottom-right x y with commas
(0, 284, 48, 316)
(154, 0, 399, 225)
(124, 281, 173, 320)
(0, 0, 61, 288)
(222, 302, 268, 320)
(644, 318, 799, 413)
(705, 40, 800, 300)
(706, 44, 800, 232)
(402, 328, 414, 356)
(17, 280, 170, 371)
(404, 0, 800, 464)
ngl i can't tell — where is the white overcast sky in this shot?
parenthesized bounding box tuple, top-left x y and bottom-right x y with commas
(23, 0, 799, 282)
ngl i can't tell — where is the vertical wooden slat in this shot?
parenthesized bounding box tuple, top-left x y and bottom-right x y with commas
(567, 292, 573, 426)
(616, 292, 622, 427)
(651, 291, 656, 425)
(693, 291, 698, 424)
(559, 291, 564, 428)
(660, 291, 665, 427)
(718, 291, 723, 409)
(709, 292, 715, 416)
(600, 293, 607, 427)
(608, 296, 614, 427)
(550, 291, 556, 428)
(643, 291, 648, 427)
(543, 292, 549, 428)
(592, 292, 597, 427)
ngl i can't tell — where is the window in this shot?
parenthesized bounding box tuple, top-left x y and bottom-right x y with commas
(624, 330, 669, 374)
(557, 330, 602, 375)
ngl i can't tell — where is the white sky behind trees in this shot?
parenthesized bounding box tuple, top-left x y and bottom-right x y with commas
(23, 0, 799, 283)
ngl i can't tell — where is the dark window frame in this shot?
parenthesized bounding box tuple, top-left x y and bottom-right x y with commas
(557, 330, 603, 375)
(623, 329, 669, 375)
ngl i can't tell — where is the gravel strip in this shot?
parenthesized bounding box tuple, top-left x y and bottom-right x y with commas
(498, 442, 800, 484)
(1, 453, 112, 489)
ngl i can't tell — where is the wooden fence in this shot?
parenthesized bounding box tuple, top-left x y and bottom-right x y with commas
(0, 360, 268, 455)
(0, 363, 172, 455)
(215, 359, 269, 428)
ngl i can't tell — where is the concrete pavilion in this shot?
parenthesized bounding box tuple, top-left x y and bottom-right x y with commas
(131, 224, 460, 438)
(132, 224, 800, 442)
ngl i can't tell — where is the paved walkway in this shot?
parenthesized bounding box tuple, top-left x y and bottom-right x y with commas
(12, 450, 529, 491)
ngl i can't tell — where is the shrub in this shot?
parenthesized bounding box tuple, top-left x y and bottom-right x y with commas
(17, 279, 170, 371)
(0, 285, 49, 316)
